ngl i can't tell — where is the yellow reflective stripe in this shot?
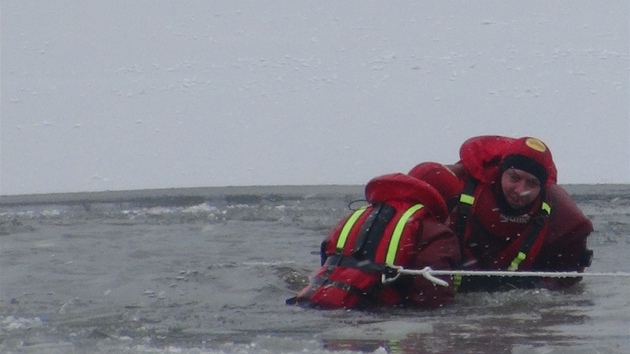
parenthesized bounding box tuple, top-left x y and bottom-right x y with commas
(385, 204, 424, 265)
(542, 201, 551, 214)
(460, 194, 475, 205)
(453, 274, 462, 292)
(507, 251, 527, 271)
(388, 340, 401, 353)
(336, 207, 367, 251)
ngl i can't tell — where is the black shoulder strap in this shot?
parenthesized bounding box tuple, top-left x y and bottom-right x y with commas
(507, 201, 551, 270)
(521, 203, 550, 253)
(352, 203, 396, 260)
(455, 178, 478, 259)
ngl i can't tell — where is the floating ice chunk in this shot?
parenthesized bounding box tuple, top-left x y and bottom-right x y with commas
(1, 316, 43, 331)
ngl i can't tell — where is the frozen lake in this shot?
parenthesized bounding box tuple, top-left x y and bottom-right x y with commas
(1, 184, 629, 353)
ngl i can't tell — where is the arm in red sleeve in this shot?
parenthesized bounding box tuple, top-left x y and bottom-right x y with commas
(536, 219, 593, 289)
(534, 185, 594, 289)
(405, 220, 461, 308)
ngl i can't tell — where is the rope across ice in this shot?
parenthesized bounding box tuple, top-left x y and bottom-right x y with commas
(382, 265, 630, 287)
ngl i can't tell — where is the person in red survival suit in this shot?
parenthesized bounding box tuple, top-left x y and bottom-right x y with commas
(286, 167, 462, 309)
(409, 135, 594, 292)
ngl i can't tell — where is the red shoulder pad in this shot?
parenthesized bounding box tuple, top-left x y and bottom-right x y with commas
(365, 173, 449, 222)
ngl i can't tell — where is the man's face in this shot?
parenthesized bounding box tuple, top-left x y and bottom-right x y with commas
(500, 168, 542, 209)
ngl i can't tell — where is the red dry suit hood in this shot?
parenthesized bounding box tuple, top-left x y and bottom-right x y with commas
(364, 173, 449, 222)
(408, 162, 463, 210)
(459, 135, 557, 187)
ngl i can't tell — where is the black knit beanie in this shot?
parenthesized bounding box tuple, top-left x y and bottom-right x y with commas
(500, 154, 548, 184)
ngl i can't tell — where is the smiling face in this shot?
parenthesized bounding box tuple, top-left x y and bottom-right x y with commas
(500, 168, 542, 209)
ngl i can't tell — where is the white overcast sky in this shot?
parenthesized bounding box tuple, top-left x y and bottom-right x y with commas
(1, 1, 629, 196)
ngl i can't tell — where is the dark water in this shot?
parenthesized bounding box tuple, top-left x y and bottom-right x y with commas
(1, 184, 629, 354)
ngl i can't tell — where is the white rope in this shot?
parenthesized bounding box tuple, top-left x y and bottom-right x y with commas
(385, 266, 630, 287)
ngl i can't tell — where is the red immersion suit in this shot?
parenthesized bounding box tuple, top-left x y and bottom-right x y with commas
(416, 136, 593, 291)
(288, 173, 460, 309)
